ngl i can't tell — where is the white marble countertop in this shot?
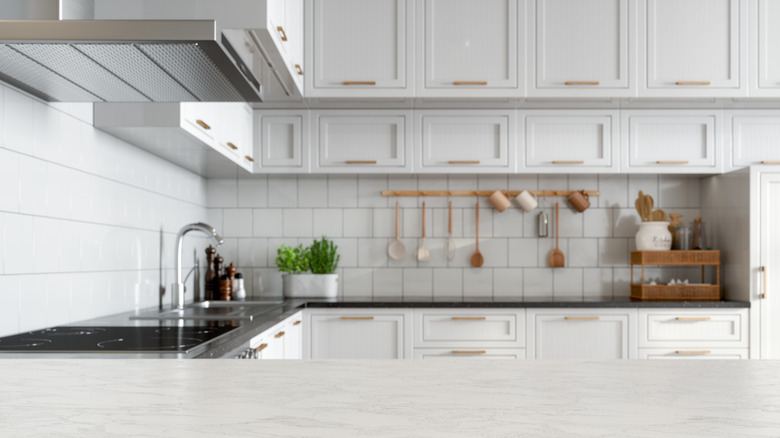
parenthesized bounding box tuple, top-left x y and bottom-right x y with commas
(2, 359, 779, 437)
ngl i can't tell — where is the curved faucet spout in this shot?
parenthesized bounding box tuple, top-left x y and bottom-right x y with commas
(172, 222, 223, 310)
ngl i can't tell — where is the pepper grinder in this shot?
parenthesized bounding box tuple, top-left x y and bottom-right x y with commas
(213, 255, 224, 299)
(204, 246, 217, 301)
(225, 263, 237, 301)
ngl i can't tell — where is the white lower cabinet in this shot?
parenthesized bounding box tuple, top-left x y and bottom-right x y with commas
(305, 309, 413, 359)
(413, 348, 526, 359)
(250, 311, 303, 359)
(527, 309, 637, 359)
(637, 308, 748, 360)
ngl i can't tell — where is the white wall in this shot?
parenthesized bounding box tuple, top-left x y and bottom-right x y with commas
(206, 173, 703, 300)
(0, 85, 209, 336)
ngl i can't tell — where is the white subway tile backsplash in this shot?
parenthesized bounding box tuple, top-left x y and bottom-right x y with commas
(658, 175, 691, 208)
(416, 175, 448, 208)
(283, 209, 313, 237)
(268, 175, 298, 208)
(328, 175, 358, 208)
(298, 175, 329, 208)
(0, 148, 20, 212)
(524, 268, 553, 298)
(33, 217, 60, 273)
(493, 268, 523, 297)
(2, 88, 33, 154)
(358, 175, 389, 208)
(433, 268, 463, 297)
(447, 175, 477, 208)
(420, 238, 448, 268)
(223, 209, 253, 237)
(19, 275, 47, 332)
(558, 206, 583, 238)
(342, 268, 372, 298)
(479, 239, 509, 268)
(508, 238, 539, 267)
(493, 209, 524, 238)
(388, 175, 417, 208)
(18, 155, 47, 217)
(568, 239, 599, 268)
(402, 268, 432, 298)
(313, 209, 344, 239)
(432, 207, 463, 238)
(237, 238, 268, 267)
(583, 268, 613, 299)
(373, 268, 402, 295)
(628, 175, 658, 208)
(331, 238, 358, 268)
(553, 268, 583, 298)
(358, 238, 389, 268)
(0, 275, 20, 336)
(583, 208, 612, 238)
(463, 268, 493, 298)
(253, 209, 283, 237)
(343, 209, 372, 237)
(46, 274, 71, 327)
(372, 208, 394, 238)
(238, 177, 267, 208)
(599, 238, 629, 267)
(33, 101, 61, 163)
(598, 174, 628, 208)
(207, 178, 238, 208)
(613, 209, 641, 238)
(4, 213, 34, 274)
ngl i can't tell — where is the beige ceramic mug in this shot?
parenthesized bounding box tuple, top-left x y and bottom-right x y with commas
(488, 190, 511, 212)
(515, 190, 538, 212)
(568, 190, 590, 212)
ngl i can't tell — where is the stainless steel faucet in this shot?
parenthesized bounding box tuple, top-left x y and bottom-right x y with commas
(172, 223, 223, 310)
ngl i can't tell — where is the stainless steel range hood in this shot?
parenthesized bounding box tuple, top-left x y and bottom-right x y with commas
(0, 19, 263, 102)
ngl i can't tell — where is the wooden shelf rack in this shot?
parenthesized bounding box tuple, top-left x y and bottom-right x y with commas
(630, 250, 721, 301)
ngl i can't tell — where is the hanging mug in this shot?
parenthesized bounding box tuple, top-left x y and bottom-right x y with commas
(568, 190, 590, 212)
(488, 190, 511, 212)
(515, 190, 538, 212)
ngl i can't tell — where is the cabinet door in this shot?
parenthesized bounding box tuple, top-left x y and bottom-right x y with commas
(219, 103, 254, 171)
(750, 0, 780, 96)
(638, 309, 748, 349)
(256, 110, 309, 173)
(308, 310, 412, 359)
(622, 110, 721, 173)
(284, 312, 304, 360)
(417, 0, 520, 97)
(415, 110, 515, 173)
(527, 309, 636, 359)
(530, 0, 632, 97)
(413, 348, 525, 359)
(759, 173, 780, 358)
(640, 0, 745, 97)
(306, 0, 413, 97)
(314, 110, 412, 173)
(522, 110, 619, 173)
(180, 102, 216, 143)
(638, 348, 749, 359)
(728, 111, 780, 171)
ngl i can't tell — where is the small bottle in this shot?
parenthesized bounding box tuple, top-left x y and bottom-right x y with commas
(232, 272, 246, 301)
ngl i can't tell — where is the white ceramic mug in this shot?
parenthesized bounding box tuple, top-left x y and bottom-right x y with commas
(515, 190, 538, 212)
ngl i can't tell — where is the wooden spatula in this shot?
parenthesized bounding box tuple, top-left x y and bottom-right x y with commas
(549, 203, 564, 268)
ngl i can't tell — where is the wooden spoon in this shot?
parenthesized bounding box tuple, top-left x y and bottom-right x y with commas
(388, 201, 406, 260)
(444, 201, 456, 261)
(549, 203, 564, 268)
(470, 201, 484, 268)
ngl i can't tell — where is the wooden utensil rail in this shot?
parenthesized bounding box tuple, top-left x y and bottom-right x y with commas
(381, 190, 600, 197)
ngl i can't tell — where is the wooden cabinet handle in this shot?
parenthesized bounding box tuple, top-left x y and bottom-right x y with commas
(675, 350, 711, 355)
(448, 160, 481, 164)
(342, 81, 376, 85)
(675, 316, 711, 321)
(565, 81, 600, 85)
(565, 316, 600, 320)
(675, 81, 710, 86)
(293, 320, 302, 326)
(295, 64, 303, 75)
(274, 331, 285, 338)
(340, 316, 374, 320)
(553, 160, 585, 164)
(255, 343, 268, 352)
(762, 266, 768, 299)
(245, 155, 255, 162)
(195, 119, 211, 130)
(451, 350, 486, 354)
(656, 160, 689, 164)
(276, 26, 287, 41)
(453, 81, 488, 86)
(346, 160, 377, 164)
(226, 142, 238, 150)
(762, 160, 780, 164)
(451, 317, 487, 320)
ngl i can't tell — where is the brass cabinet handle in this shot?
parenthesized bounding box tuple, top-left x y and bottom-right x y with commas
(656, 160, 689, 164)
(255, 343, 268, 352)
(553, 160, 585, 164)
(762, 160, 780, 164)
(448, 160, 481, 164)
(226, 142, 238, 150)
(762, 266, 768, 299)
(675, 350, 711, 355)
(565, 81, 600, 85)
(453, 81, 488, 85)
(451, 350, 487, 354)
(195, 119, 211, 130)
(675, 316, 712, 321)
(451, 317, 487, 320)
(345, 160, 377, 164)
(342, 81, 376, 85)
(565, 316, 600, 320)
(274, 331, 285, 338)
(276, 26, 287, 41)
(675, 81, 710, 85)
(293, 320, 302, 326)
(295, 64, 303, 75)
(340, 316, 375, 320)
(245, 155, 255, 162)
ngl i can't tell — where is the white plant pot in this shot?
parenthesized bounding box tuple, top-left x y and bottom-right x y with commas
(282, 273, 338, 298)
(635, 221, 673, 251)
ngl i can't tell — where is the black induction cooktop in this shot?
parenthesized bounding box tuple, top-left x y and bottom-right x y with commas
(0, 325, 238, 354)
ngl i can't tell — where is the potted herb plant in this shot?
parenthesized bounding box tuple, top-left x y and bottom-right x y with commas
(276, 237, 340, 298)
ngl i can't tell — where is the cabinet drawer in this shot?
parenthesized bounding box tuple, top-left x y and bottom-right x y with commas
(306, 309, 412, 359)
(413, 348, 525, 359)
(527, 309, 636, 359)
(638, 348, 748, 360)
(413, 309, 524, 348)
(415, 111, 515, 172)
(638, 309, 748, 348)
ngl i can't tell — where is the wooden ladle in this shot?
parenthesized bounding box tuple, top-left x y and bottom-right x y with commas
(471, 201, 484, 268)
(549, 202, 564, 268)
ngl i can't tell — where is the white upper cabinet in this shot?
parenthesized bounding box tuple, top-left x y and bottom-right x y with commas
(414, 110, 515, 173)
(305, 0, 413, 97)
(622, 110, 722, 173)
(529, 0, 634, 97)
(267, 0, 305, 94)
(416, 0, 522, 97)
(750, 0, 780, 96)
(521, 110, 620, 173)
(255, 109, 310, 173)
(639, 0, 747, 97)
(727, 110, 780, 171)
(313, 110, 412, 173)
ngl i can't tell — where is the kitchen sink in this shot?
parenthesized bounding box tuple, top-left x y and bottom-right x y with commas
(130, 300, 284, 321)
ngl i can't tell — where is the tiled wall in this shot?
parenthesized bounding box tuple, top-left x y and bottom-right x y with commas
(0, 85, 209, 336)
(206, 174, 703, 300)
